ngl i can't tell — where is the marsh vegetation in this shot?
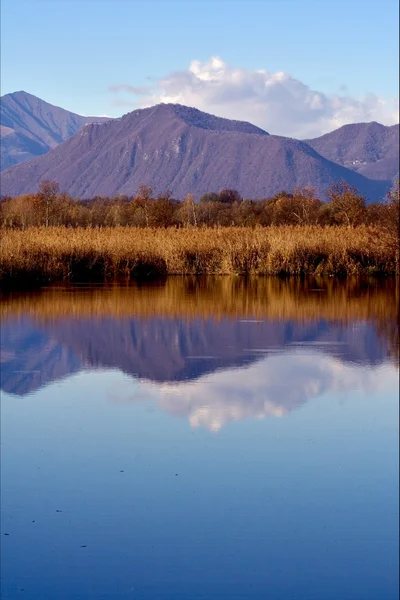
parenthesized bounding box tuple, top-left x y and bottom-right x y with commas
(0, 224, 398, 288)
(1, 181, 398, 287)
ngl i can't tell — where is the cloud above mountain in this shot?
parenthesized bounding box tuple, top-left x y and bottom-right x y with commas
(111, 57, 399, 138)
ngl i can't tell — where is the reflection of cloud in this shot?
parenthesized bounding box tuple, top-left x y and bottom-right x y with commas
(111, 351, 397, 431)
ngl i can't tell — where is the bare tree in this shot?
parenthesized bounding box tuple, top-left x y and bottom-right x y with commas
(180, 193, 198, 227)
(328, 182, 365, 227)
(38, 180, 60, 227)
(133, 184, 153, 227)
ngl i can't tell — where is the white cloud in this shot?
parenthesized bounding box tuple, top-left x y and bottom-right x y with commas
(110, 351, 397, 432)
(134, 56, 399, 138)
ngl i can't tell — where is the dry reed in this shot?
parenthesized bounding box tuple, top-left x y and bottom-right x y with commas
(0, 225, 398, 288)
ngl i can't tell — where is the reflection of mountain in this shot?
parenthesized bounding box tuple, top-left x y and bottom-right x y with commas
(0, 314, 392, 396)
(0, 318, 82, 395)
(1, 278, 397, 396)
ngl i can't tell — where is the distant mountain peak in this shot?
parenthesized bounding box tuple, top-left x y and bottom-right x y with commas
(2, 90, 89, 117)
(0, 90, 110, 170)
(1, 99, 390, 201)
(306, 121, 399, 182)
(120, 102, 269, 136)
(167, 103, 269, 134)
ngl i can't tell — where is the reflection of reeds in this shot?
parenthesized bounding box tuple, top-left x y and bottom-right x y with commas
(1, 277, 398, 364)
(0, 275, 397, 319)
(0, 225, 398, 287)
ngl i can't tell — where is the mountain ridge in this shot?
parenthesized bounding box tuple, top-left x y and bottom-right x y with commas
(306, 121, 399, 182)
(0, 90, 110, 170)
(0, 99, 391, 201)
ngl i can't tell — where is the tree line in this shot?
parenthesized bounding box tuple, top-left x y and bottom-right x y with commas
(0, 180, 398, 231)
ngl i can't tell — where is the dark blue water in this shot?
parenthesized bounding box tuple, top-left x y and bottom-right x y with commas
(1, 280, 399, 599)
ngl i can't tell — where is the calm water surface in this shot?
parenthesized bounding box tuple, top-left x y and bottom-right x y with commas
(1, 278, 398, 600)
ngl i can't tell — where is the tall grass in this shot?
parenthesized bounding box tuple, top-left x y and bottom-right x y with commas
(0, 226, 398, 288)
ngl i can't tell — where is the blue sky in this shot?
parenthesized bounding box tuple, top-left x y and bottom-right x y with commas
(1, 0, 399, 136)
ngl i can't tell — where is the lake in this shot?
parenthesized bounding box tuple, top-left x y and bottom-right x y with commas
(1, 277, 398, 600)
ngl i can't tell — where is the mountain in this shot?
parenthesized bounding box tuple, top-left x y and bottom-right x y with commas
(0, 91, 110, 170)
(306, 122, 399, 182)
(0, 103, 390, 201)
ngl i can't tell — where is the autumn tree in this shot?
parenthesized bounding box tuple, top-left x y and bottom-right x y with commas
(270, 193, 297, 225)
(179, 193, 198, 227)
(218, 189, 242, 205)
(0, 194, 42, 228)
(380, 181, 400, 269)
(38, 180, 60, 227)
(291, 187, 321, 225)
(196, 199, 221, 226)
(327, 182, 366, 227)
(199, 192, 219, 204)
(148, 192, 176, 227)
(384, 181, 400, 233)
(132, 184, 153, 227)
(105, 202, 123, 227)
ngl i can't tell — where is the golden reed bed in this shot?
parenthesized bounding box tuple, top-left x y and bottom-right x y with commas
(0, 225, 398, 287)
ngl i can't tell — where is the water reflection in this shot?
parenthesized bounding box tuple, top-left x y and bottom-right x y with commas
(1, 277, 398, 428)
(1, 278, 398, 600)
(115, 353, 396, 431)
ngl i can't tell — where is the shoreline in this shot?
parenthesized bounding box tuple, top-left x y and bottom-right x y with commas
(0, 225, 398, 289)
(2, 276, 398, 367)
